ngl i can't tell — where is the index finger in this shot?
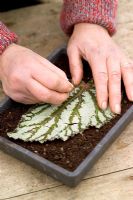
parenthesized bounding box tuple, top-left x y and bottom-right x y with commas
(32, 62, 74, 93)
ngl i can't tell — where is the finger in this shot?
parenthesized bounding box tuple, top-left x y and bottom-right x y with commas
(3, 79, 47, 104)
(107, 56, 121, 114)
(32, 63, 73, 93)
(16, 97, 37, 104)
(27, 79, 69, 105)
(9, 92, 38, 104)
(87, 54, 108, 110)
(121, 59, 133, 101)
(67, 46, 83, 85)
(36, 54, 68, 80)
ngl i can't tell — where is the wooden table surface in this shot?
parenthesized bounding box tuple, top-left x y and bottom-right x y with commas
(0, 0, 133, 199)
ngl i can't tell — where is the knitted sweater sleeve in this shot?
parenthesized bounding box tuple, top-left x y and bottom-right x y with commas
(60, 0, 118, 36)
(0, 21, 18, 54)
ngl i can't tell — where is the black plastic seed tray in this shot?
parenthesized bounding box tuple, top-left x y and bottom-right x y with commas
(0, 46, 133, 187)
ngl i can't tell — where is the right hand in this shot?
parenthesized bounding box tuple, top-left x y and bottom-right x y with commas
(0, 44, 73, 104)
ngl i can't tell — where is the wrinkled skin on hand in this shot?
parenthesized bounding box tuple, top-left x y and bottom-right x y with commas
(67, 23, 133, 114)
(0, 44, 73, 105)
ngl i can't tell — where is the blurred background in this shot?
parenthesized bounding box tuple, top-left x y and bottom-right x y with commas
(0, 0, 42, 12)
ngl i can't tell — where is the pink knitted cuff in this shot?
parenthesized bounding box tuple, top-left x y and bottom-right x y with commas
(60, 0, 118, 36)
(0, 22, 18, 54)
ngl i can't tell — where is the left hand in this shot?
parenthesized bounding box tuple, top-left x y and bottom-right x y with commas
(67, 23, 133, 114)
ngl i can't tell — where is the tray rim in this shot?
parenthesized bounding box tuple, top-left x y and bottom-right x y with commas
(0, 46, 133, 186)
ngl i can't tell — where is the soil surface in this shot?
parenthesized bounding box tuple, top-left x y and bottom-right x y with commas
(0, 53, 132, 171)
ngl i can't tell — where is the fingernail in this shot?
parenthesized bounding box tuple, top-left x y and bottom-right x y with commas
(70, 82, 74, 88)
(68, 82, 74, 91)
(101, 101, 107, 110)
(72, 78, 78, 86)
(115, 104, 121, 114)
